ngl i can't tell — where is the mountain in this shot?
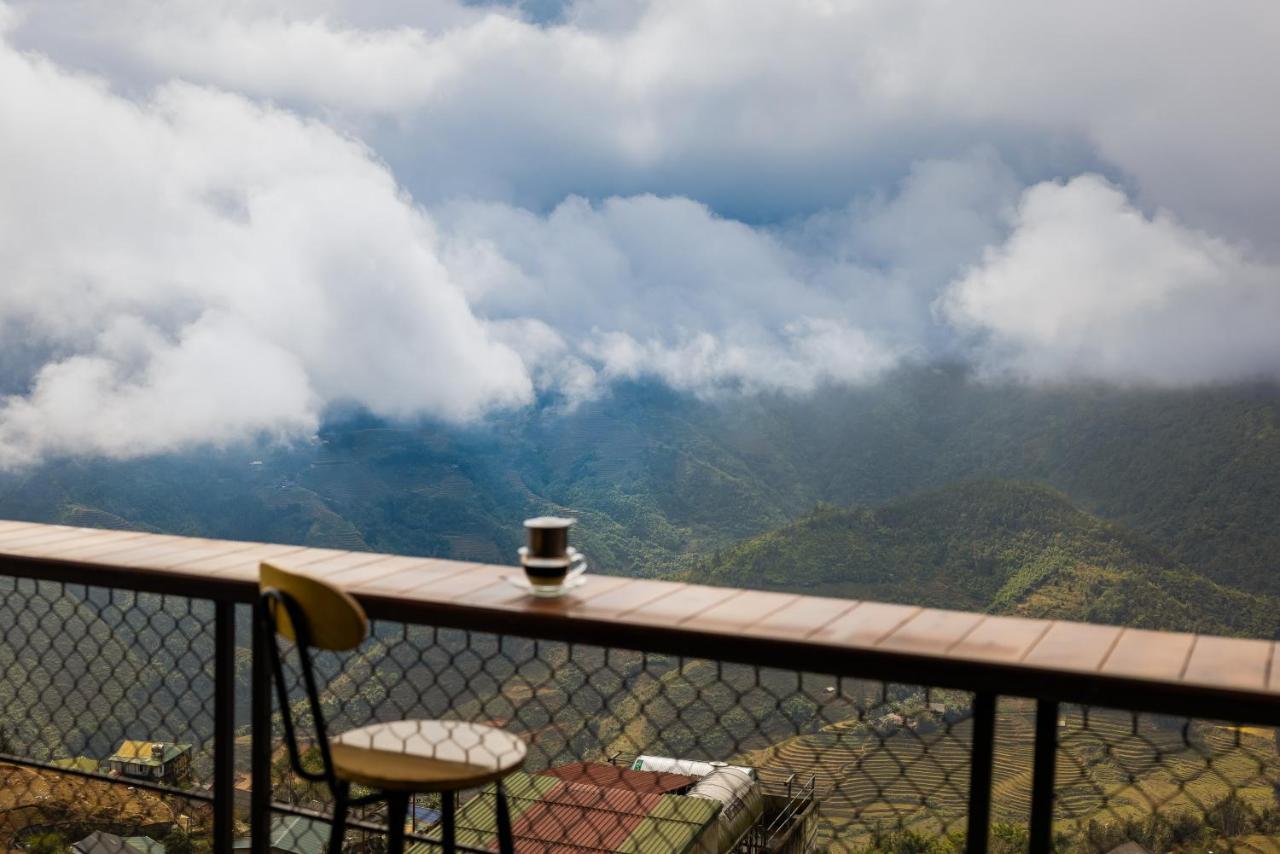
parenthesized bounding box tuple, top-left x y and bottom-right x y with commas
(682, 480, 1280, 638)
(768, 369, 1280, 598)
(2, 368, 1278, 608)
(0, 383, 806, 575)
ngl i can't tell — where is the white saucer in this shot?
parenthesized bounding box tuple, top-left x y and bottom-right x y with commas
(518, 546, 582, 569)
(504, 571, 588, 598)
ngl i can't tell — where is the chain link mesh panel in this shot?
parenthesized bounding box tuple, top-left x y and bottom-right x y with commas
(1050, 706, 1280, 853)
(269, 622, 986, 851)
(263, 622, 1280, 853)
(0, 575, 217, 851)
(4, 574, 1280, 853)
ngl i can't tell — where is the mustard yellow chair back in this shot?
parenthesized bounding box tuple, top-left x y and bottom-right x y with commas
(260, 561, 368, 651)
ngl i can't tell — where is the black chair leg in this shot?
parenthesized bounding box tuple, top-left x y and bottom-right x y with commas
(387, 792, 409, 854)
(329, 783, 349, 854)
(495, 782, 514, 854)
(442, 789, 456, 854)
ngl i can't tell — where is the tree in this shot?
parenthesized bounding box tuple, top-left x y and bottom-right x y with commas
(160, 828, 201, 854)
(24, 832, 70, 854)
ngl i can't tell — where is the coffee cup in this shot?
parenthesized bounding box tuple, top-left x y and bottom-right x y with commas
(520, 516, 586, 596)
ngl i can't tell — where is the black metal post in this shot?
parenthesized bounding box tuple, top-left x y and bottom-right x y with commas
(1028, 699, 1059, 854)
(965, 692, 997, 854)
(496, 783, 514, 854)
(442, 790, 456, 854)
(251, 605, 273, 854)
(387, 793, 409, 854)
(213, 601, 236, 853)
(329, 784, 349, 854)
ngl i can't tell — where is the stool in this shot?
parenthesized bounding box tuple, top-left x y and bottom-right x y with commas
(259, 562, 526, 854)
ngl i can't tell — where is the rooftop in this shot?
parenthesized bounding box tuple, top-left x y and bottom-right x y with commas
(536, 761, 698, 795)
(106, 740, 192, 767)
(410, 771, 720, 854)
(71, 833, 164, 854)
(232, 815, 330, 854)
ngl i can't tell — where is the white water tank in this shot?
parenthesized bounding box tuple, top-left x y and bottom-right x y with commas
(687, 767, 763, 851)
(631, 755, 756, 780)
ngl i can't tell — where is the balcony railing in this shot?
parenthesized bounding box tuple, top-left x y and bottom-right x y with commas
(1, 519, 1278, 853)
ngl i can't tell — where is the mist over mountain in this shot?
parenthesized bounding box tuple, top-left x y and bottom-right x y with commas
(4, 370, 1278, 618)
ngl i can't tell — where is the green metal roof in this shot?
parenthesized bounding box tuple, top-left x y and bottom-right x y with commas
(408, 773, 561, 852)
(51, 756, 100, 773)
(615, 797, 720, 854)
(106, 740, 192, 767)
(232, 815, 329, 854)
(71, 833, 165, 854)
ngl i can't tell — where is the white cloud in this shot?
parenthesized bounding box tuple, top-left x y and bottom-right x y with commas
(2, 2, 1280, 464)
(0, 314, 317, 461)
(427, 153, 1019, 397)
(435, 191, 933, 396)
(940, 176, 1280, 385)
(9, 0, 1278, 246)
(0, 37, 532, 466)
(585, 320, 899, 395)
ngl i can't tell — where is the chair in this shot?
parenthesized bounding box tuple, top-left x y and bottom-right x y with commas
(258, 562, 526, 854)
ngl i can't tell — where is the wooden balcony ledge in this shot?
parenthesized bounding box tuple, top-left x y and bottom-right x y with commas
(1, 519, 1277, 724)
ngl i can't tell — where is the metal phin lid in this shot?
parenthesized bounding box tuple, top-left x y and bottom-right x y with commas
(523, 516, 577, 529)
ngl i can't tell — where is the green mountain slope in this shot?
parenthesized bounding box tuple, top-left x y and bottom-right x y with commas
(2, 370, 1278, 607)
(683, 481, 1280, 638)
(771, 370, 1280, 597)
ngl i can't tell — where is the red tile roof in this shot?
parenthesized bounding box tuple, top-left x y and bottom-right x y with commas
(507, 780, 663, 851)
(536, 762, 697, 795)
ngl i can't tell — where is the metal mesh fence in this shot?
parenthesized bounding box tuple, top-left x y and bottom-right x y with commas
(270, 621, 979, 852)
(2, 574, 1280, 852)
(0, 575, 217, 851)
(267, 622, 1280, 853)
(1050, 706, 1280, 853)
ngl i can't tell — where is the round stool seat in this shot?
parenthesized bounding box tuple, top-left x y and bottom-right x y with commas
(330, 720, 527, 792)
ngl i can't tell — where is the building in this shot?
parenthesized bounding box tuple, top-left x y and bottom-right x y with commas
(410, 771, 722, 853)
(104, 740, 193, 786)
(630, 756, 756, 781)
(541, 759, 699, 794)
(407, 803, 441, 833)
(71, 833, 164, 854)
(232, 815, 330, 854)
(406, 759, 816, 853)
(51, 756, 100, 773)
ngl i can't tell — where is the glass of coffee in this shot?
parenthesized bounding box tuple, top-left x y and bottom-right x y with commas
(519, 516, 586, 597)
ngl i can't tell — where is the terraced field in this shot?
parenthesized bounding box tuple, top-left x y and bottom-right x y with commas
(60, 505, 146, 531)
(741, 700, 1280, 850)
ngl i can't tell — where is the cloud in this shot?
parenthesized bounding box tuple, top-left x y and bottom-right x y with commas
(1, 2, 1279, 465)
(0, 37, 532, 466)
(940, 175, 1280, 385)
(435, 154, 1020, 397)
(8, 0, 1278, 246)
(0, 314, 317, 461)
(441, 189, 912, 397)
(0, 18, 1009, 466)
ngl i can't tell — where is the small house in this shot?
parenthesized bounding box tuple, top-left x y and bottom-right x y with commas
(232, 815, 329, 854)
(105, 740, 193, 785)
(71, 833, 164, 854)
(51, 756, 100, 773)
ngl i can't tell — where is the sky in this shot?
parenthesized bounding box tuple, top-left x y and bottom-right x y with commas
(1, 0, 1279, 465)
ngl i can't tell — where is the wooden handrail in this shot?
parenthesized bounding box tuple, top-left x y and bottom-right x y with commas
(1, 518, 1277, 725)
